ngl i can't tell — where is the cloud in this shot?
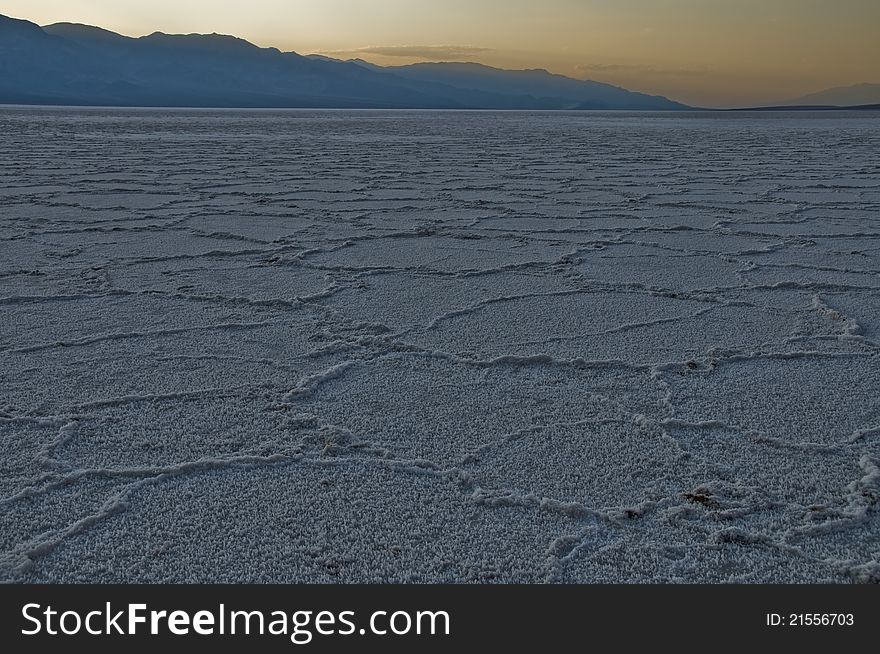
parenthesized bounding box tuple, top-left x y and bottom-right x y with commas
(576, 63, 711, 77)
(325, 45, 493, 60)
(576, 63, 650, 73)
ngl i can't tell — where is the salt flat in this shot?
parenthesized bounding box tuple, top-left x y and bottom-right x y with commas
(1, 108, 878, 583)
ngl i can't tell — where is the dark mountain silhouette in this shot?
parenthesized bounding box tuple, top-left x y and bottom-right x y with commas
(350, 61, 684, 110)
(0, 14, 688, 109)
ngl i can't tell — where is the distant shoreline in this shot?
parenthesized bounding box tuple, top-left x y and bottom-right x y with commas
(723, 103, 880, 112)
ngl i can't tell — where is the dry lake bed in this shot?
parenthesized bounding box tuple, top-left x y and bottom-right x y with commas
(1, 108, 878, 583)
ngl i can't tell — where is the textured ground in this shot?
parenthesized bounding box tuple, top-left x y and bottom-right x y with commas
(1, 107, 878, 583)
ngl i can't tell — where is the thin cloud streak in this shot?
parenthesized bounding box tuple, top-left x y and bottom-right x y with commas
(324, 44, 493, 60)
(575, 63, 712, 78)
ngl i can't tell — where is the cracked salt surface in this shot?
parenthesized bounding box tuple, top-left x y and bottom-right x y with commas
(1, 108, 878, 583)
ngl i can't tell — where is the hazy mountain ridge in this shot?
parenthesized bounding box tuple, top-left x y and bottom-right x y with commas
(783, 82, 880, 107)
(0, 14, 688, 109)
(356, 61, 681, 110)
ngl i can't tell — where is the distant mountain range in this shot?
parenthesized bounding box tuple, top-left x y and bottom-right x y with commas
(0, 14, 687, 110)
(782, 83, 880, 107)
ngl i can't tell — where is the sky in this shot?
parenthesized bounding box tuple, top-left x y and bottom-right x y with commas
(2, 0, 878, 107)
